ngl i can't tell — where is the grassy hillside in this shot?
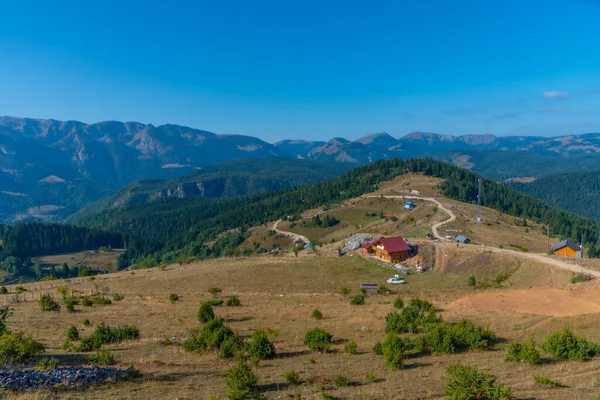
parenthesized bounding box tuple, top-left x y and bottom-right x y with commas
(69, 158, 352, 221)
(508, 170, 600, 221)
(4, 248, 600, 399)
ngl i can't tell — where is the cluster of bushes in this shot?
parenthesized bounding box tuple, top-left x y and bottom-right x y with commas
(505, 340, 540, 365)
(183, 318, 242, 358)
(419, 320, 496, 354)
(385, 298, 439, 334)
(446, 364, 511, 400)
(304, 328, 333, 353)
(66, 322, 139, 352)
(39, 293, 60, 312)
(542, 328, 600, 361)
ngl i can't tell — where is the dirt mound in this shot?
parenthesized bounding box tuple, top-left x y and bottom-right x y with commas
(406, 255, 424, 266)
(452, 288, 600, 317)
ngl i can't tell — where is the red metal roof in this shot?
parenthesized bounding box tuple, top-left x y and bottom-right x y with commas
(374, 236, 410, 253)
(361, 242, 372, 250)
(385, 213, 393, 217)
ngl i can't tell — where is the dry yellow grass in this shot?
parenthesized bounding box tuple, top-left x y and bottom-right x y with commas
(3, 248, 600, 399)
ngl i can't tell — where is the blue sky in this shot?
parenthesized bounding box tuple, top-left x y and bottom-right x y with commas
(1, 0, 599, 142)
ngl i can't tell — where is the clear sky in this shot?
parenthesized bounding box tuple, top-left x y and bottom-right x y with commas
(1, 0, 599, 142)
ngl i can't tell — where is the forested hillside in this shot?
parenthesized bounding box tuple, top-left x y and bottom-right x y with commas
(0, 222, 127, 279)
(69, 158, 352, 221)
(508, 170, 600, 221)
(75, 158, 600, 268)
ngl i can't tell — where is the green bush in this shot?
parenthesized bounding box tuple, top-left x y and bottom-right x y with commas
(75, 323, 140, 352)
(321, 393, 335, 400)
(505, 340, 540, 365)
(0, 332, 45, 365)
(373, 341, 383, 355)
(304, 328, 333, 353)
(208, 299, 224, 307)
(82, 298, 93, 307)
(533, 375, 562, 388)
(0, 286, 7, 294)
(112, 293, 124, 301)
(83, 319, 91, 327)
(393, 297, 404, 309)
(91, 296, 112, 305)
(218, 334, 243, 359)
(66, 325, 80, 341)
(87, 349, 115, 366)
(446, 364, 512, 400)
(467, 276, 477, 288)
(284, 369, 303, 385)
(333, 375, 350, 387)
(38, 357, 59, 371)
(182, 319, 241, 358)
(338, 287, 351, 296)
(226, 296, 241, 307)
(542, 328, 600, 360)
(247, 330, 276, 362)
(377, 285, 390, 295)
(64, 297, 79, 313)
(385, 305, 440, 334)
(421, 320, 496, 354)
(382, 333, 411, 370)
(365, 373, 378, 383)
(39, 293, 60, 312)
(169, 293, 179, 303)
(198, 302, 215, 323)
(208, 287, 222, 296)
(226, 359, 260, 400)
(15, 286, 26, 294)
(311, 309, 323, 320)
(0, 307, 12, 336)
(350, 294, 365, 305)
(344, 340, 357, 355)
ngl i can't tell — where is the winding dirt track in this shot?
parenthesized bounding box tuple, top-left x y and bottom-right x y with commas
(272, 219, 309, 245)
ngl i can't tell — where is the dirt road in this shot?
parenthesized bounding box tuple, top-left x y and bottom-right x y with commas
(272, 219, 310, 245)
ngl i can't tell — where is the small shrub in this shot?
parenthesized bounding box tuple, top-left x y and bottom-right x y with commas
(366, 373, 378, 383)
(421, 320, 496, 354)
(311, 309, 323, 320)
(382, 333, 410, 370)
(56, 286, 69, 299)
(377, 285, 390, 295)
(158, 263, 167, 271)
(350, 294, 365, 305)
(505, 340, 540, 365)
(207, 299, 224, 307)
(373, 341, 383, 355)
(62, 340, 73, 352)
(91, 296, 112, 305)
(87, 349, 115, 366)
(226, 296, 241, 307)
(495, 273, 510, 284)
(15, 286, 26, 294)
(169, 293, 179, 303)
(393, 297, 404, 309)
(198, 302, 215, 323)
(0, 286, 7, 294)
(333, 374, 351, 387)
(344, 340, 357, 355)
(226, 359, 260, 400)
(467, 276, 476, 288)
(264, 327, 279, 338)
(38, 357, 59, 371)
(247, 330, 276, 362)
(571, 273, 593, 284)
(112, 293, 124, 301)
(83, 319, 91, 327)
(446, 364, 512, 400)
(64, 297, 79, 313)
(338, 287, 351, 296)
(284, 369, 303, 385)
(82, 298, 93, 307)
(542, 328, 600, 360)
(0, 333, 45, 365)
(66, 325, 80, 341)
(39, 293, 60, 312)
(321, 393, 335, 400)
(304, 328, 333, 353)
(75, 323, 140, 352)
(218, 334, 243, 359)
(533, 375, 563, 388)
(208, 287, 222, 297)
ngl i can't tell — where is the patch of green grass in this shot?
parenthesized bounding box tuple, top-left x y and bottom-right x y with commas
(533, 375, 563, 388)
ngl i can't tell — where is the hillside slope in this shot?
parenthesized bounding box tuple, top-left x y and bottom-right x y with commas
(68, 158, 352, 221)
(508, 170, 600, 221)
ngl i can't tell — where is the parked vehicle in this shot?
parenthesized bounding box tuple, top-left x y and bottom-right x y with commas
(387, 275, 406, 285)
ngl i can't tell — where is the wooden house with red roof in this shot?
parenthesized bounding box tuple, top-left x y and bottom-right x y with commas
(372, 236, 411, 263)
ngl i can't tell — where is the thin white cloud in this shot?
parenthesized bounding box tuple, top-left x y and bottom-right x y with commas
(543, 91, 571, 99)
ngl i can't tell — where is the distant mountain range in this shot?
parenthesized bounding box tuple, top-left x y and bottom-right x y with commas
(2, 115, 600, 223)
